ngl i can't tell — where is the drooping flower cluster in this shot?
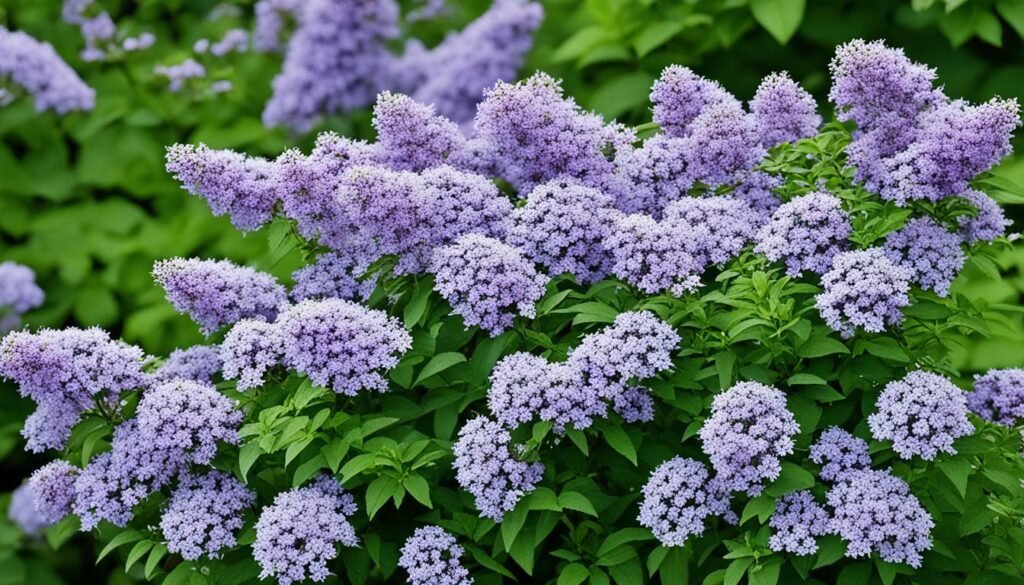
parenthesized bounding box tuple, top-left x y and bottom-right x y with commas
(637, 457, 734, 547)
(967, 368, 1024, 426)
(8, 484, 48, 535)
(699, 382, 799, 495)
(276, 299, 412, 395)
(220, 319, 286, 391)
(0, 261, 44, 333)
(883, 217, 965, 296)
(0, 27, 95, 114)
(371, 92, 470, 172)
(0, 327, 148, 452)
(398, 526, 474, 585)
(808, 427, 871, 483)
(768, 490, 831, 555)
(452, 416, 544, 521)
(868, 370, 973, 460)
(253, 475, 359, 585)
(262, 0, 401, 131)
(958, 189, 1012, 244)
(155, 345, 222, 384)
(815, 248, 912, 338)
(160, 471, 256, 560)
(749, 72, 822, 147)
(826, 469, 934, 567)
(754, 191, 852, 276)
(508, 181, 620, 284)
(28, 460, 78, 524)
(431, 234, 549, 336)
(153, 258, 287, 335)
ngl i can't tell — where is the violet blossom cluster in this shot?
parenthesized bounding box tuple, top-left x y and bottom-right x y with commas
(253, 475, 359, 585)
(160, 471, 256, 560)
(253, 0, 303, 52)
(958, 190, 1012, 244)
(134, 379, 243, 465)
(154, 59, 207, 92)
(614, 134, 694, 215)
(650, 65, 739, 138)
(508, 181, 620, 284)
(0, 327, 147, 452)
(62, 0, 154, 60)
(606, 214, 702, 296)
(868, 370, 973, 460)
(883, 217, 965, 296)
(0, 27, 95, 114)
(154, 345, 222, 385)
(749, 72, 821, 147)
(698, 381, 799, 495)
(430, 234, 548, 336)
(487, 353, 599, 432)
(732, 171, 783, 216)
(152, 257, 287, 335)
(967, 368, 1024, 426)
(815, 248, 912, 339)
(662, 196, 760, 267)
(220, 319, 285, 390)
(826, 469, 934, 567)
(0, 261, 44, 333)
(28, 460, 79, 524)
(290, 252, 377, 303)
(637, 457, 734, 547)
(754, 191, 852, 276)
(276, 298, 412, 395)
(398, 526, 474, 585)
(452, 416, 544, 521)
(808, 427, 871, 483)
(371, 92, 469, 172)
(767, 490, 831, 555)
(8, 484, 48, 535)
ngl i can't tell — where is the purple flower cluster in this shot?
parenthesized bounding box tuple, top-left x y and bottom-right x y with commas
(750, 72, 821, 148)
(698, 381, 799, 495)
(662, 196, 760, 267)
(883, 217, 965, 296)
(395, 0, 543, 124)
(262, 0, 400, 131)
(0, 261, 44, 333)
(452, 416, 543, 521)
(155, 345, 222, 385)
(134, 379, 243, 465)
(815, 248, 911, 339)
(372, 92, 469, 172)
(290, 252, 377, 303)
(958, 189, 1012, 244)
(637, 457, 734, 547)
(398, 526, 474, 585)
(161, 471, 255, 560)
(808, 427, 871, 483)
(487, 353, 599, 432)
(8, 484, 48, 535)
(431, 234, 548, 336)
(0, 27, 95, 114)
(868, 370, 973, 460)
(508, 181, 620, 284)
(62, 0, 152, 61)
(253, 0, 302, 52)
(606, 214, 702, 296)
(826, 469, 933, 567)
(754, 191, 852, 276)
(276, 299, 412, 395)
(0, 327, 147, 452)
(220, 319, 285, 391)
(152, 258, 287, 336)
(685, 102, 765, 188)
(768, 491, 830, 555)
(253, 475, 359, 585)
(614, 134, 694, 215)
(650, 65, 738, 138)
(732, 171, 783, 216)
(28, 460, 78, 524)
(154, 59, 206, 92)
(967, 368, 1024, 426)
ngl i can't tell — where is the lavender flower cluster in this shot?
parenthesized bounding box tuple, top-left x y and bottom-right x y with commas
(815, 248, 912, 339)
(868, 370, 973, 460)
(967, 368, 1024, 426)
(62, 0, 154, 61)
(399, 526, 474, 585)
(0, 261, 44, 333)
(637, 457, 733, 546)
(452, 416, 544, 521)
(161, 471, 255, 560)
(0, 27, 95, 114)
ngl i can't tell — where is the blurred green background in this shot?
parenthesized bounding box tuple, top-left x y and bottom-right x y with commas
(0, 0, 1022, 582)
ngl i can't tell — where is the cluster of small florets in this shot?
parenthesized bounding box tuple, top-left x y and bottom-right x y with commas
(8, 484, 48, 535)
(958, 190, 1012, 244)
(967, 368, 1024, 426)
(62, 0, 154, 61)
(134, 379, 243, 465)
(0, 27, 95, 114)
(276, 298, 412, 394)
(28, 460, 78, 524)
(153, 257, 287, 335)
(290, 251, 377, 303)
(398, 526, 474, 585)
(662, 196, 761, 267)
(826, 469, 934, 567)
(154, 59, 209, 92)
(883, 217, 965, 296)
(698, 382, 799, 495)
(253, 0, 302, 52)
(808, 427, 871, 483)
(868, 370, 973, 460)
(754, 191, 852, 276)
(637, 457, 734, 547)
(160, 471, 256, 560)
(749, 72, 822, 148)
(0, 261, 44, 333)
(768, 490, 831, 555)
(220, 319, 286, 391)
(815, 248, 912, 338)
(606, 214, 703, 296)
(452, 416, 544, 521)
(431, 234, 549, 336)
(487, 353, 597, 432)
(253, 475, 359, 585)
(154, 345, 222, 384)
(0, 327, 148, 452)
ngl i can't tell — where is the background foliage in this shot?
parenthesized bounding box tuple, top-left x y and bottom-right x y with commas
(1, 0, 1023, 583)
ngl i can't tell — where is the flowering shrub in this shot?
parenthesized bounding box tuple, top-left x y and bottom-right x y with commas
(3, 32, 1024, 585)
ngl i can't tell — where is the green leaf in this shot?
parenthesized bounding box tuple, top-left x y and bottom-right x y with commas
(740, 496, 776, 525)
(292, 454, 327, 487)
(997, 0, 1024, 37)
(603, 425, 638, 465)
(559, 491, 598, 516)
(750, 0, 806, 44)
(340, 453, 378, 483)
(765, 462, 815, 497)
(836, 561, 872, 585)
(44, 515, 80, 550)
(725, 558, 753, 585)
(322, 438, 350, 473)
(813, 535, 847, 569)
(748, 561, 781, 585)
(786, 373, 827, 386)
(501, 501, 530, 552)
(414, 352, 467, 386)
(552, 302, 619, 324)
(938, 458, 972, 498)
(366, 476, 400, 519)
(403, 474, 433, 508)
(467, 546, 517, 580)
(875, 558, 897, 585)
(633, 21, 685, 57)
(796, 336, 850, 358)
(863, 338, 910, 362)
(597, 528, 653, 558)
(361, 417, 400, 438)
(509, 526, 536, 574)
(124, 540, 155, 572)
(239, 442, 262, 481)
(145, 543, 168, 579)
(97, 530, 143, 562)
(558, 563, 590, 585)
